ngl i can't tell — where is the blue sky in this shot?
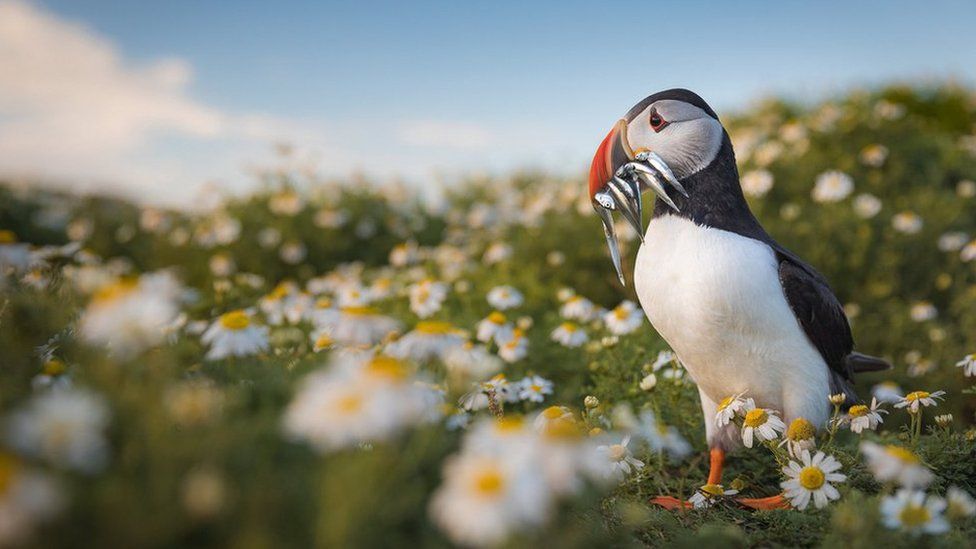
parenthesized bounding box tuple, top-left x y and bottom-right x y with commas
(2, 0, 974, 207)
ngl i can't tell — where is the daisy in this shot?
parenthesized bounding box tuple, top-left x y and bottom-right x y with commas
(385, 321, 466, 362)
(389, 241, 421, 267)
(486, 285, 524, 310)
(741, 169, 774, 198)
(603, 300, 644, 335)
(5, 388, 110, 474)
(894, 390, 946, 414)
(934, 414, 953, 428)
(550, 322, 588, 348)
(649, 350, 676, 372)
(408, 279, 448, 318)
(639, 373, 657, 391)
(781, 450, 846, 510)
(909, 301, 937, 322)
(740, 406, 786, 448)
(880, 490, 949, 535)
(0, 454, 64, 546)
(688, 483, 739, 509)
(496, 328, 528, 363)
(853, 193, 882, 218)
(482, 242, 513, 264)
(860, 442, 933, 488)
(459, 375, 519, 411)
(937, 231, 969, 252)
(78, 272, 182, 358)
(859, 144, 889, 167)
(812, 170, 853, 203)
(334, 283, 373, 308)
(845, 398, 886, 433)
(201, 310, 270, 360)
(30, 359, 72, 391)
(596, 437, 645, 481)
(946, 486, 976, 521)
(955, 353, 976, 377)
(476, 311, 510, 343)
(635, 411, 692, 459)
(714, 392, 754, 428)
(779, 417, 817, 458)
(517, 376, 553, 403)
(560, 295, 597, 322)
(321, 306, 401, 347)
(428, 452, 550, 547)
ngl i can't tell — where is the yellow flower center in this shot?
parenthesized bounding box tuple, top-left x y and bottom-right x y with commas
(559, 322, 577, 332)
(700, 483, 725, 497)
(472, 467, 505, 497)
(341, 306, 378, 316)
(0, 230, 16, 244)
(543, 418, 580, 440)
(798, 466, 825, 490)
(336, 394, 363, 414)
(0, 453, 18, 495)
(415, 321, 456, 335)
(91, 279, 138, 304)
(487, 311, 506, 324)
(613, 306, 629, 320)
(848, 404, 869, 418)
(542, 406, 568, 420)
(219, 310, 251, 330)
(365, 356, 408, 380)
(898, 503, 931, 528)
(609, 444, 627, 461)
(884, 445, 919, 464)
(313, 334, 333, 350)
(717, 395, 736, 411)
(315, 297, 332, 309)
(743, 408, 768, 428)
(905, 391, 929, 401)
(42, 359, 67, 376)
(787, 417, 816, 441)
(494, 416, 523, 432)
(268, 283, 291, 300)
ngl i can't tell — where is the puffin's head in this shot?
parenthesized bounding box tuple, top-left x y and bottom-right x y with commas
(588, 88, 724, 284)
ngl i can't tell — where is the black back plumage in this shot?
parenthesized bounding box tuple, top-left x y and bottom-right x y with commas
(652, 128, 890, 402)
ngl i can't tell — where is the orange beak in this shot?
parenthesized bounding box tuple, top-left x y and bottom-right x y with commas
(588, 119, 635, 201)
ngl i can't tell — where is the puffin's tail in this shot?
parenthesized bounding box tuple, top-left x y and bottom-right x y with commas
(845, 352, 891, 374)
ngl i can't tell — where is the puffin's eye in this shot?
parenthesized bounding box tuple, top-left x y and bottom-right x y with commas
(649, 111, 669, 132)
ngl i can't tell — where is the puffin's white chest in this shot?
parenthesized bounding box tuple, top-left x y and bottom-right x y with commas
(633, 215, 829, 422)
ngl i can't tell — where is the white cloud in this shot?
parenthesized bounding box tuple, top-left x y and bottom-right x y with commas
(397, 120, 495, 149)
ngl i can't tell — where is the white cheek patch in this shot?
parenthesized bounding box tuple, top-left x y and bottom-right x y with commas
(625, 105, 724, 179)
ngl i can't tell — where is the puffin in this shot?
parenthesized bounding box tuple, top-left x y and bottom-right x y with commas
(587, 89, 889, 509)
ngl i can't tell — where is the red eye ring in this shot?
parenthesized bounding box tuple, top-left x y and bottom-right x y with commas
(650, 111, 669, 132)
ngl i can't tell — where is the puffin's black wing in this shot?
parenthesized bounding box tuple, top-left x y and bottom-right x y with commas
(774, 252, 888, 403)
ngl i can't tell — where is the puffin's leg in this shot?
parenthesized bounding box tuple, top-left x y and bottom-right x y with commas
(649, 447, 725, 509)
(736, 494, 790, 510)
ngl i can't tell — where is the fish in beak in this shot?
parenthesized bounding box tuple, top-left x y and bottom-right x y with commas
(588, 119, 688, 284)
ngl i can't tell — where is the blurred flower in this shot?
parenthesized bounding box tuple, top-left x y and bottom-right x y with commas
(853, 193, 882, 218)
(961, 240, 976, 262)
(208, 253, 236, 277)
(880, 490, 948, 535)
(268, 189, 304, 216)
(892, 211, 923, 234)
(859, 144, 889, 167)
(257, 227, 282, 249)
(957, 179, 976, 198)
(5, 388, 110, 473)
(874, 100, 905, 120)
(946, 486, 976, 521)
(408, 279, 449, 318)
(844, 398, 886, 434)
(741, 169, 774, 197)
(386, 321, 466, 362)
(894, 390, 945, 414)
(283, 353, 441, 451)
(955, 353, 976, 377)
(872, 381, 903, 404)
(321, 306, 401, 347)
(546, 251, 565, 266)
(31, 359, 71, 392)
(314, 208, 349, 228)
(780, 202, 801, 221)
(476, 311, 510, 343)
(0, 453, 64, 545)
(781, 450, 846, 510)
(560, 295, 597, 322)
(459, 374, 519, 411)
(550, 322, 588, 348)
(517, 376, 553, 403)
(496, 328, 528, 363)
(201, 310, 270, 360)
(482, 242, 512, 264)
(639, 373, 657, 392)
(632, 410, 692, 459)
(937, 231, 969, 252)
(934, 414, 953, 428)
(486, 285, 523, 310)
(389, 241, 421, 267)
(279, 241, 307, 264)
(688, 483, 738, 509)
(909, 302, 937, 322)
(429, 451, 549, 547)
(860, 442, 933, 488)
(443, 343, 503, 381)
(78, 272, 183, 358)
(780, 417, 817, 458)
(812, 171, 854, 203)
(603, 300, 644, 335)
(181, 467, 227, 520)
(165, 381, 224, 427)
(595, 437, 644, 481)
(740, 405, 786, 448)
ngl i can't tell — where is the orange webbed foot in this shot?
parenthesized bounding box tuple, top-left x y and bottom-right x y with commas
(649, 496, 693, 510)
(736, 494, 790, 510)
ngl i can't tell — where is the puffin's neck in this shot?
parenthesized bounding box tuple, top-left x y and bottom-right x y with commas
(651, 132, 770, 241)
